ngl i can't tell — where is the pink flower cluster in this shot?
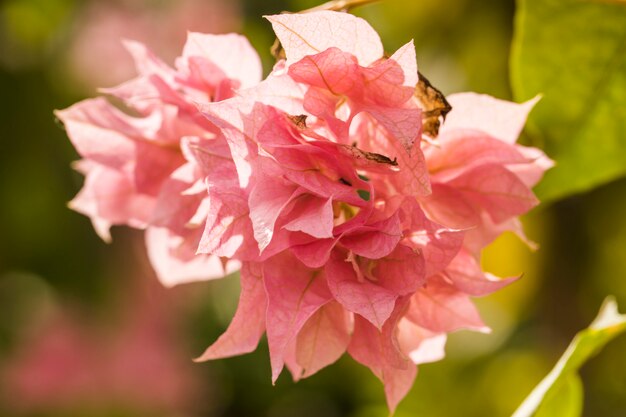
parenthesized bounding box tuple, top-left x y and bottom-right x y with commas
(57, 11, 552, 411)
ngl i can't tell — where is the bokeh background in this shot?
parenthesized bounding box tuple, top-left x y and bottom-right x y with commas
(1, 0, 625, 416)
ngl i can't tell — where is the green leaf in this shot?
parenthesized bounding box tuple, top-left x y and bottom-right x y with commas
(512, 297, 626, 417)
(534, 375, 583, 417)
(511, 0, 626, 202)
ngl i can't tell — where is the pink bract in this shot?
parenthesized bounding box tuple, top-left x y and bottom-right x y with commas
(59, 10, 552, 413)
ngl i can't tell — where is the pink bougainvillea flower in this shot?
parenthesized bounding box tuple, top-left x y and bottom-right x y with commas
(60, 9, 552, 414)
(58, 32, 261, 287)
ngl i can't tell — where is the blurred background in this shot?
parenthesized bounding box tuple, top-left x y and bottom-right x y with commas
(0, 0, 625, 416)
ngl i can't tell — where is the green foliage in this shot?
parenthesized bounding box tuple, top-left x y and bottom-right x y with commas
(512, 297, 626, 417)
(511, 0, 626, 202)
(534, 375, 582, 417)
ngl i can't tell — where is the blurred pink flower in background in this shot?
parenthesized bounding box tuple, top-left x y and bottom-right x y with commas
(1, 275, 205, 414)
(65, 0, 242, 89)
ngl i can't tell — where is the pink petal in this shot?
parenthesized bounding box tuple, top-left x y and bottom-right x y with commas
(282, 338, 304, 382)
(266, 11, 383, 66)
(447, 164, 538, 224)
(68, 162, 154, 240)
(179, 33, 262, 89)
(289, 48, 361, 96)
(295, 301, 352, 379)
(237, 71, 306, 116)
(302, 87, 348, 140)
(325, 251, 397, 329)
(122, 39, 176, 82)
(359, 115, 430, 196)
(263, 253, 332, 383)
(195, 263, 266, 361)
(197, 181, 256, 260)
(134, 140, 185, 196)
(362, 40, 418, 107)
(373, 244, 426, 295)
(420, 183, 480, 229)
(340, 213, 403, 259)
(55, 98, 137, 170)
(426, 129, 529, 182)
(401, 200, 464, 277)
(443, 249, 518, 296)
(407, 278, 489, 333)
(291, 238, 338, 269)
(282, 195, 334, 239)
(199, 100, 276, 188)
(397, 318, 447, 364)
(507, 145, 554, 188)
(364, 105, 422, 152)
(348, 299, 416, 413)
(145, 226, 238, 287)
(441, 93, 540, 144)
(248, 176, 301, 252)
(149, 164, 205, 232)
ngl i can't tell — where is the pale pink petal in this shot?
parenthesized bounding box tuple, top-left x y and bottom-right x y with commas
(441, 93, 540, 144)
(447, 164, 538, 224)
(420, 183, 480, 229)
(195, 263, 266, 361)
(237, 71, 306, 116)
(364, 105, 422, 152)
(55, 98, 137, 170)
(397, 318, 447, 364)
(507, 145, 554, 188)
(122, 39, 176, 82)
(266, 11, 383, 66)
(263, 253, 332, 383)
(197, 181, 256, 260)
(134, 140, 185, 196)
(145, 226, 238, 287)
(443, 249, 518, 296)
(248, 176, 301, 252)
(295, 301, 352, 379)
(407, 278, 489, 333)
(199, 100, 274, 188)
(100, 76, 161, 114)
(179, 33, 262, 89)
(69, 162, 154, 239)
(148, 164, 205, 232)
(426, 129, 529, 182)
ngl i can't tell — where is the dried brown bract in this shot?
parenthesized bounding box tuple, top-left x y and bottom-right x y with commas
(288, 114, 308, 129)
(415, 70, 452, 138)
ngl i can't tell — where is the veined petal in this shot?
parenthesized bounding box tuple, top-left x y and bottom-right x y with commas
(263, 253, 332, 383)
(195, 263, 266, 361)
(266, 11, 383, 66)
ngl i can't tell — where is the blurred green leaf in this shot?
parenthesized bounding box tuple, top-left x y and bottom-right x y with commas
(512, 296, 626, 417)
(534, 374, 582, 417)
(511, 0, 626, 202)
